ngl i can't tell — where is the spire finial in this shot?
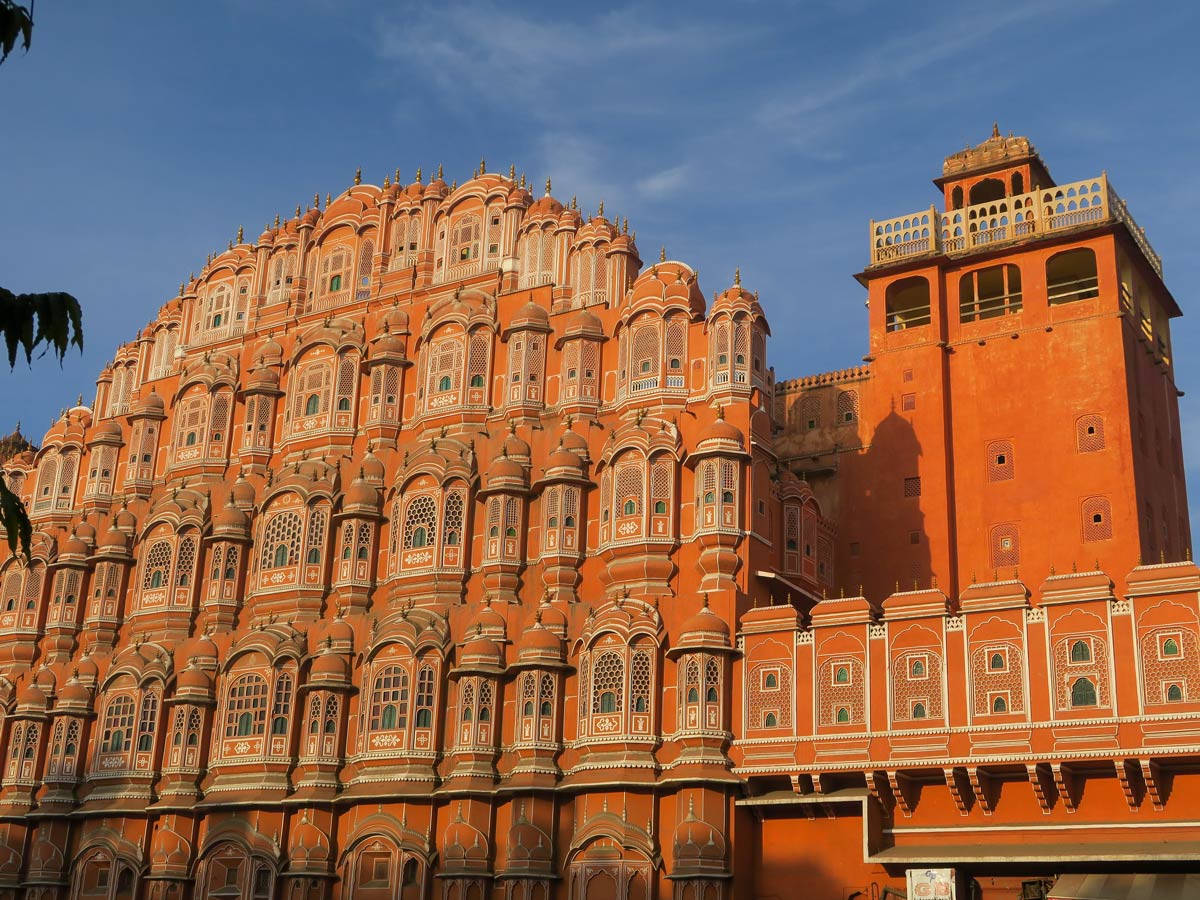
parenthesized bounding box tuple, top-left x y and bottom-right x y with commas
(734, 266, 741, 286)
(383, 173, 390, 188)
(598, 200, 604, 218)
(437, 163, 443, 179)
(509, 162, 515, 180)
(325, 193, 331, 207)
(545, 176, 551, 195)
(660, 246, 666, 262)
(395, 167, 401, 183)
(295, 204, 301, 217)
(313, 193, 320, 210)
(416, 166, 422, 183)
(623, 217, 629, 234)
(274, 213, 280, 228)
(354, 167, 362, 185)
(992, 121, 1000, 138)
(479, 157, 485, 174)
(237, 225, 243, 243)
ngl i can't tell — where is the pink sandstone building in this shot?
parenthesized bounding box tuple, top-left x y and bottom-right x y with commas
(0, 131, 1192, 899)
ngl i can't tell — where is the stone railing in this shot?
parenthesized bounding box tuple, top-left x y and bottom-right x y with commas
(869, 174, 1162, 277)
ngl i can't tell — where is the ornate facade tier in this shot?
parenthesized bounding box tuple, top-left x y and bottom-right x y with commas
(0, 135, 1193, 899)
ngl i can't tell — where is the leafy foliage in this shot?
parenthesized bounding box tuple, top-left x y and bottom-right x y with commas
(0, 288, 84, 367)
(0, 1, 33, 65)
(0, 479, 30, 560)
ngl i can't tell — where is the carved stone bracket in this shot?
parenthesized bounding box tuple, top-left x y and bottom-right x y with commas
(945, 616, 964, 632)
(1025, 607, 1045, 624)
(869, 624, 887, 640)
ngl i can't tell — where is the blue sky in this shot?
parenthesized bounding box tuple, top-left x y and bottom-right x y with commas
(2, 1, 1198, 514)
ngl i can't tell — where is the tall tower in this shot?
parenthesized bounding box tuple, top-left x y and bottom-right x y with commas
(779, 127, 1188, 600)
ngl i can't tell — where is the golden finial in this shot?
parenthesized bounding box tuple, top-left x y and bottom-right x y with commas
(570, 195, 577, 209)
(660, 246, 666, 262)
(545, 176, 552, 195)
(354, 167, 362, 185)
(895, 581, 900, 593)
(598, 200, 604, 218)
(623, 217, 629, 234)
(437, 163, 443, 179)
(472, 166, 478, 178)
(931, 575, 938, 589)
(520, 173, 526, 189)
(227, 240, 232, 251)
(395, 167, 401, 183)
(313, 193, 319, 210)
(325, 193, 331, 207)
(479, 157, 486, 174)
(1050, 564, 1056, 576)
(509, 163, 515, 180)
(451, 180, 457, 191)
(1161, 549, 1166, 564)
(179, 282, 184, 295)
(383, 174, 390, 188)
(992, 121, 1000, 138)
(416, 167, 422, 183)
(294, 204, 301, 217)
(237, 225, 243, 243)
(734, 266, 741, 286)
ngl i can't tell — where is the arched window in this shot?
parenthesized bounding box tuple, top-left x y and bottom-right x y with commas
(414, 664, 435, 729)
(912, 702, 926, 719)
(960, 264, 1022, 322)
(1163, 637, 1181, 657)
(992, 695, 1008, 713)
(1167, 684, 1184, 702)
(273, 544, 289, 568)
(989, 652, 1005, 671)
(150, 570, 164, 589)
(370, 665, 413, 737)
(224, 674, 269, 738)
(1047, 248, 1099, 304)
(1070, 640, 1091, 663)
(764, 672, 778, 689)
(599, 692, 616, 713)
(910, 659, 926, 678)
(305, 394, 320, 416)
(836, 707, 850, 724)
(834, 665, 850, 684)
(885, 276, 931, 331)
(764, 712, 777, 727)
(1070, 677, 1097, 707)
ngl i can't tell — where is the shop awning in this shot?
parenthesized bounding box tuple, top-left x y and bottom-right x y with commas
(1049, 873, 1200, 900)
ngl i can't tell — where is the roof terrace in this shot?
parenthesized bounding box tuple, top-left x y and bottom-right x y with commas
(869, 172, 1162, 278)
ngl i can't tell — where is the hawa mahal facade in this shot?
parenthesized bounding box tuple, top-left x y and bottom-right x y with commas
(0, 131, 1192, 899)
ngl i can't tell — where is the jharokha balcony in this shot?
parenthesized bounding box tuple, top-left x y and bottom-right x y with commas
(869, 172, 1162, 277)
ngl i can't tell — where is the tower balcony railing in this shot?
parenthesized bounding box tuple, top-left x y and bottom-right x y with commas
(869, 174, 1162, 277)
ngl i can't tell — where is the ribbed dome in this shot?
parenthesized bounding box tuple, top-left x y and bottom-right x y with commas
(311, 646, 349, 681)
(176, 663, 212, 693)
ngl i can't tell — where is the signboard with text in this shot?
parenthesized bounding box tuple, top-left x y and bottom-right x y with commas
(907, 868, 957, 900)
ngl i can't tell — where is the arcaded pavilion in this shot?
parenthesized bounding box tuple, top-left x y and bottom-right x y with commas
(0, 130, 1192, 900)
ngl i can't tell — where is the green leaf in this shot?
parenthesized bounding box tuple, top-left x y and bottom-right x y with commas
(0, 476, 31, 561)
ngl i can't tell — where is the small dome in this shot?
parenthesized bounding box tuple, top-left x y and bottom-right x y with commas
(74, 521, 96, 544)
(184, 633, 219, 667)
(114, 503, 137, 531)
(91, 419, 123, 441)
(59, 674, 91, 706)
(258, 336, 284, 362)
(343, 475, 379, 511)
(533, 599, 567, 634)
(311, 646, 349, 681)
(460, 634, 503, 670)
(16, 680, 46, 708)
(545, 444, 583, 472)
(699, 413, 744, 447)
(74, 653, 98, 682)
(134, 390, 165, 415)
(562, 308, 605, 341)
(360, 450, 386, 482)
(510, 300, 550, 330)
(61, 531, 89, 559)
(486, 453, 525, 486)
(469, 599, 506, 637)
(560, 428, 588, 455)
(213, 499, 249, 535)
(230, 473, 257, 507)
(258, 225, 275, 245)
(325, 612, 354, 647)
(371, 331, 406, 357)
(516, 622, 563, 663)
(302, 207, 321, 227)
(176, 663, 212, 693)
(381, 306, 410, 334)
(502, 429, 531, 460)
(99, 520, 130, 552)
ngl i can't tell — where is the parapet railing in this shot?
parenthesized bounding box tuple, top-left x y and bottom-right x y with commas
(869, 174, 1162, 277)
